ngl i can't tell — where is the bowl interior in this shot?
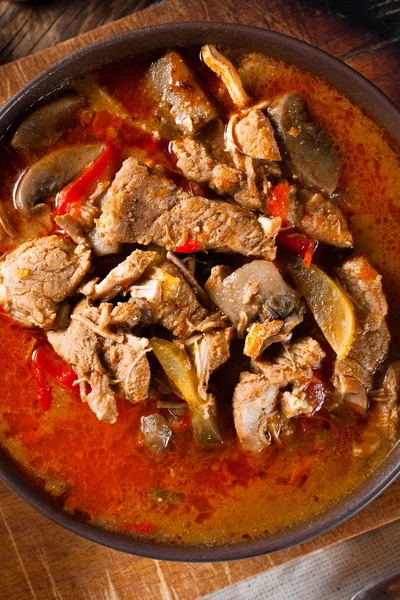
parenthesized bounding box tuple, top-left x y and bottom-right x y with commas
(0, 21, 399, 562)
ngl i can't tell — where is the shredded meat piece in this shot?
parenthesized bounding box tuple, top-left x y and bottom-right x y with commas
(371, 362, 400, 440)
(48, 300, 151, 422)
(333, 257, 390, 411)
(98, 158, 278, 259)
(201, 45, 250, 109)
(0, 235, 91, 329)
(47, 301, 118, 423)
(281, 383, 314, 419)
(172, 138, 214, 182)
(110, 301, 141, 328)
(252, 337, 325, 385)
(55, 214, 87, 246)
(298, 191, 353, 248)
(88, 250, 155, 301)
(173, 137, 243, 196)
(234, 109, 281, 161)
(244, 320, 288, 358)
(129, 259, 225, 338)
(102, 335, 151, 403)
(187, 327, 234, 398)
(232, 372, 280, 453)
(150, 196, 278, 259)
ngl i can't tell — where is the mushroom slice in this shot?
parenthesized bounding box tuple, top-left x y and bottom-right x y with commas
(11, 94, 85, 153)
(14, 144, 105, 216)
(201, 45, 251, 109)
(268, 93, 339, 195)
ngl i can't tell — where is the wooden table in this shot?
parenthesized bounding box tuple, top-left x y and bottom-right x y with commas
(0, 1, 399, 599)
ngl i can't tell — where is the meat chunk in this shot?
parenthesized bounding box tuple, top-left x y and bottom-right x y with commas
(98, 158, 279, 259)
(333, 257, 390, 411)
(172, 138, 214, 182)
(187, 327, 234, 398)
(97, 158, 186, 244)
(150, 196, 279, 259)
(298, 190, 353, 248)
(205, 261, 304, 352)
(172, 138, 243, 195)
(281, 383, 315, 419)
(146, 50, 217, 136)
(0, 235, 91, 329)
(88, 249, 155, 301)
(233, 109, 281, 161)
(47, 301, 117, 423)
(252, 337, 325, 385)
(129, 259, 224, 338)
(371, 362, 400, 440)
(47, 300, 151, 422)
(268, 93, 339, 195)
(101, 334, 150, 403)
(244, 320, 287, 358)
(232, 372, 279, 453)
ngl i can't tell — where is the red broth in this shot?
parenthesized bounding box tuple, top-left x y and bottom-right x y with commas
(0, 48, 398, 545)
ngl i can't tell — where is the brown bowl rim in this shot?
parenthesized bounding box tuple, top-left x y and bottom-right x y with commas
(0, 21, 399, 563)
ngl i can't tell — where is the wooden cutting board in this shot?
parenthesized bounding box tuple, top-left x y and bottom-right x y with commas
(0, 1, 399, 599)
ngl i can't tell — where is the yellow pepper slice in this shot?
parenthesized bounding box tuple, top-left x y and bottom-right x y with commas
(150, 338, 222, 445)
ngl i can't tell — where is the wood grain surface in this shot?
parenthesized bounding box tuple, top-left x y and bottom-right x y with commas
(0, 1, 399, 599)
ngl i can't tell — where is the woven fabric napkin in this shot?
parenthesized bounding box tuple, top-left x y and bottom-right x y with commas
(202, 520, 400, 600)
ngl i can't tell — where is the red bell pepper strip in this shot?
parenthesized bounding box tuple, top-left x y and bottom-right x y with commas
(276, 228, 317, 268)
(174, 240, 202, 253)
(55, 144, 120, 219)
(32, 363, 52, 411)
(268, 183, 291, 224)
(32, 346, 77, 390)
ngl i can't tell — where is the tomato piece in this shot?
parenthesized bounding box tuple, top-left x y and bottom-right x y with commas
(55, 143, 120, 218)
(32, 346, 77, 390)
(174, 240, 202, 253)
(268, 183, 291, 224)
(32, 364, 52, 411)
(277, 228, 317, 268)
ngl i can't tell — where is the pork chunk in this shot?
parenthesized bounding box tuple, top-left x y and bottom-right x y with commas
(0, 235, 91, 329)
(187, 327, 234, 398)
(298, 190, 353, 248)
(172, 138, 243, 195)
(150, 196, 278, 259)
(252, 337, 325, 385)
(334, 257, 390, 411)
(47, 301, 117, 424)
(371, 362, 400, 440)
(234, 109, 281, 161)
(98, 158, 278, 259)
(88, 249, 155, 301)
(48, 300, 151, 422)
(232, 372, 279, 453)
(102, 334, 150, 403)
(129, 259, 224, 337)
(97, 158, 186, 244)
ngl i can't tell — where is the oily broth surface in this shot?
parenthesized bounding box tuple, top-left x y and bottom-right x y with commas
(0, 49, 398, 545)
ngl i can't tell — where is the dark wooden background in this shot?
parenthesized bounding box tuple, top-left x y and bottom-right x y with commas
(1, 0, 399, 67)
